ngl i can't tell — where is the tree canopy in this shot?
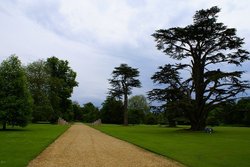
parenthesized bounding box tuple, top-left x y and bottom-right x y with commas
(46, 56, 78, 122)
(82, 102, 99, 123)
(26, 60, 52, 122)
(128, 95, 150, 124)
(0, 55, 32, 130)
(151, 6, 250, 130)
(25, 57, 78, 123)
(128, 95, 150, 112)
(0, 55, 79, 127)
(100, 97, 123, 124)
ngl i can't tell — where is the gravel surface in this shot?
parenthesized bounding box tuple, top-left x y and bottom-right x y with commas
(28, 123, 183, 167)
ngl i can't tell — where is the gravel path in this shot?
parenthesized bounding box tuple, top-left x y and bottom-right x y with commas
(28, 123, 183, 167)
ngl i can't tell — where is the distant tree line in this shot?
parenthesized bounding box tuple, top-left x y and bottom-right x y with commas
(206, 98, 250, 126)
(72, 95, 156, 125)
(1, 6, 250, 131)
(79, 94, 250, 127)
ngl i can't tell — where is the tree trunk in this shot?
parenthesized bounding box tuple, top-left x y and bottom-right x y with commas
(190, 115, 206, 131)
(123, 93, 128, 126)
(190, 57, 207, 131)
(2, 121, 6, 130)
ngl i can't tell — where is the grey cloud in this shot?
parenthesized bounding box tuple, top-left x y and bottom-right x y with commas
(1, 0, 250, 106)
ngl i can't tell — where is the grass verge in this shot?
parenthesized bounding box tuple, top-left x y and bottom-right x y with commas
(93, 124, 250, 167)
(0, 124, 69, 167)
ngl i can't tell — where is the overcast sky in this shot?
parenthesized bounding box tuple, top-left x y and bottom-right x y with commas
(1, 0, 250, 106)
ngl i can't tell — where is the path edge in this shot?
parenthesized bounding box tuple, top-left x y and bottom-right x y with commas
(27, 124, 71, 166)
(88, 124, 186, 167)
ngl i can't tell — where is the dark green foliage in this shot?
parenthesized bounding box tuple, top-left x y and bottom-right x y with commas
(206, 108, 221, 126)
(151, 6, 250, 130)
(219, 100, 238, 124)
(165, 101, 189, 127)
(244, 110, 250, 126)
(203, 98, 250, 126)
(72, 101, 84, 121)
(148, 65, 190, 127)
(31, 105, 54, 123)
(61, 99, 74, 121)
(100, 97, 123, 124)
(223, 98, 250, 126)
(46, 56, 78, 122)
(144, 112, 158, 125)
(0, 55, 33, 130)
(236, 98, 250, 126)
(128, 109, 144, 124)
(26, 60, 53, 122)
(1, 55, 78, 125)
(109, 64, 141, 125)
(25, 57, 78, 123)
(82, 102, 99, 123)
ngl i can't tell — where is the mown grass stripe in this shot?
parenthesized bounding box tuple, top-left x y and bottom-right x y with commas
(93, 124, 250, 167)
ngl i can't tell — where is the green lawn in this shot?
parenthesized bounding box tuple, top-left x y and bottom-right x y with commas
(0, 124, 69, 167)
(94, 124, 250, 167)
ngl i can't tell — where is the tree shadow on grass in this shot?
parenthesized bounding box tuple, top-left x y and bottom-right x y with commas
(158, 125, 192, 131)
(173, 128, 218, 135)
(174, 128, 203, 133)
(0, 127, 30, 132)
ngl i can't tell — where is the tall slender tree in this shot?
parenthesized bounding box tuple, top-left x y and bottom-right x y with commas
(109, 64, 141, 125)
(151, 6, 249, 130)
(0, 55, 32, 130)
